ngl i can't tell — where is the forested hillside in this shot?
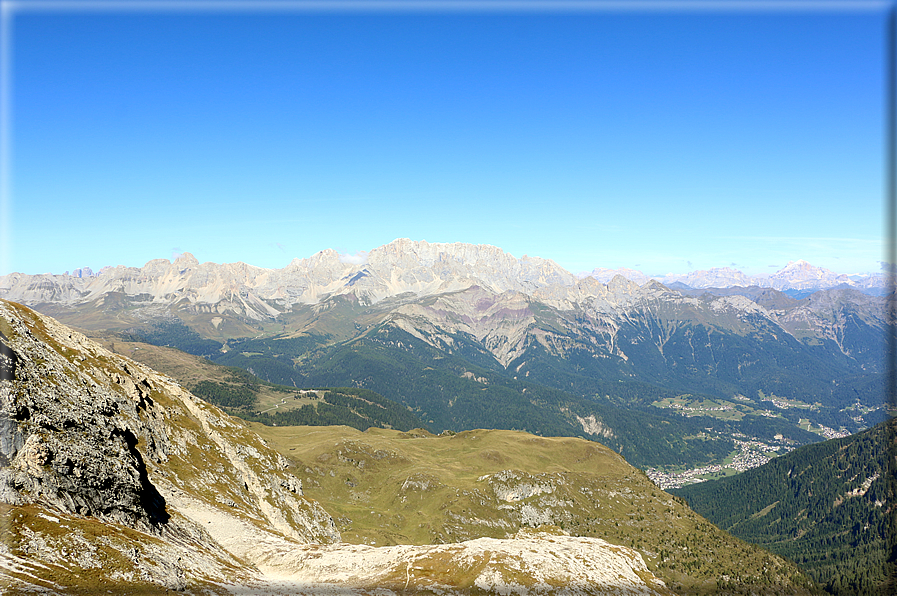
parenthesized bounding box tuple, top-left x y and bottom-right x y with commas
(243, 387, 423, 432)
(673, 418, 896, 595)
(97, 335, 424, 432)
(109, 319, 848, 471)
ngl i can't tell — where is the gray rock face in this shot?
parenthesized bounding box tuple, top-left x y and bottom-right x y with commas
(0, 242, 887, 373)
(0, 298, 340, 539)
(0, 239, 575, 318)
(0, 414, 24, 468)
(0, 304, 168, 528)
(0, 299, 344, 592)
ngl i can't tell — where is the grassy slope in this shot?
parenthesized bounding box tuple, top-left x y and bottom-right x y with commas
(294, 327, 742, 469)
(252, 424, 817, 596)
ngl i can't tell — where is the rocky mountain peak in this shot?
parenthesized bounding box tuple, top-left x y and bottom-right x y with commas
(173, 252, 200, 268)
(784, 259, 812, 270)
(0, 241, 885, 338)
(606, 274, 642, 293)
(585, 267, 653, 285)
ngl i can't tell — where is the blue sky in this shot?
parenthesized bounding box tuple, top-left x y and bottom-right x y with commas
(1, 1, 889, 277)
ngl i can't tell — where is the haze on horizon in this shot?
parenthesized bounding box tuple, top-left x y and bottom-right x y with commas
(1, 1, 887, 278)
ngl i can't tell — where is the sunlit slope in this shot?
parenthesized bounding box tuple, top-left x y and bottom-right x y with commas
(253, 424, 818, 595)
(672, 418, 897, 596)
(0, 299, 339, 594)
(95, 330, 741, 470)
(15, 242, 891, 473)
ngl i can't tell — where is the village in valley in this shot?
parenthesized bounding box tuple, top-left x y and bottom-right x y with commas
(645, 393, 857, 489)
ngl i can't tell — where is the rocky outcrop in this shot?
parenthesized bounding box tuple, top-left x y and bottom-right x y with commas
(251, 529, 672, 595)
(0, 299, 339, 592)
(0, 300, 679, 594)
(0, 303, 170, 529)
(0, 298, 338, 539)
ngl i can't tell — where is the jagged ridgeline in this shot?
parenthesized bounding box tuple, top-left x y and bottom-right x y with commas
(0, 299, 818, 595)
(672, 418, 897, 596)
(10, 241, 889, 473)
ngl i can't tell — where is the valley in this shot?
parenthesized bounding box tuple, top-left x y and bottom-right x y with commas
(8, 0, 891, 589)
(94, 333, 821, 489)
(1, 240, 893, 594)
(0, 298, 818, 594)
(7, 240, 889, 481)
(672, 418, 896, 596)
(646, 435, 795, 490)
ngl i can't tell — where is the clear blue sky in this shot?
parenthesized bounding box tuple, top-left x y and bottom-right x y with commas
(2, 1, 889, 277)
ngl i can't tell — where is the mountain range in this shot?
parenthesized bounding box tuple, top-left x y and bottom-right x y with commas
(588, 260, 887, 296)
(1, 239, 892, 472)
(2, 240, 888, 312)
(2, 239, 893, 594)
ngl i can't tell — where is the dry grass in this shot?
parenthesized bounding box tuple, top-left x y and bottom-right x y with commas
(250, 424, 816, 594)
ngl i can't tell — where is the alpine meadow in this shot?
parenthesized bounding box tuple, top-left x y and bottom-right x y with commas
(1, 3, 894, 596)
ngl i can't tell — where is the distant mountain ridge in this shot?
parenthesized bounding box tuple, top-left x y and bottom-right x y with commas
(1, 239, 891, 470)
(1, 239, 580, 319)
(3, 240, 889, 378)
(587, 259, 888, 295)
(5, 240, 887, 312)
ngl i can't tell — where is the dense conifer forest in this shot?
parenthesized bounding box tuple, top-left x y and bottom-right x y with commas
(673, 418, 896, 595)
